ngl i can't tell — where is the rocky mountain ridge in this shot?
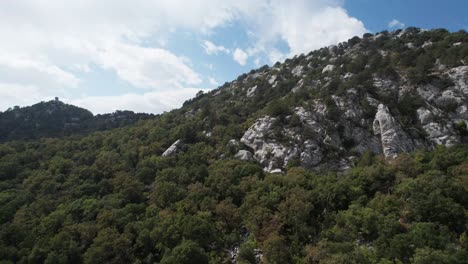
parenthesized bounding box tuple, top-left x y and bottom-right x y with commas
(175, 27, 468, 173)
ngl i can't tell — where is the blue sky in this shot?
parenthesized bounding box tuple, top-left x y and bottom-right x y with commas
(0, 0, 467, 114)
(345, 0, 468, 33)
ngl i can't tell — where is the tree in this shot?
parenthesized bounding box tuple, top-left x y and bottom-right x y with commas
(411, 248, 457, 264)
(160, 240, 208, 264)
(262, 233, 291, 264)
(83, 228, 132, 264)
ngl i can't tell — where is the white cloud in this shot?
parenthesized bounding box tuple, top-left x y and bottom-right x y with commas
(388, 19, 405, 29)
(208, 77, 219, 86)
(202, 40, 230, 55)
(268, 49, 288, 64)
(238, 1, 367, 62)
(0, 84, 49, 111)
(69, 88, 209, 114)
(0, 0, 220, 113)
(0, 55, 80, 89)
(96, 43, 201, 89)
(0, 0, 367, 113)
(0, 85, 206, 116)
(253, 58, 261, 66)
(233, 48, 249, 66)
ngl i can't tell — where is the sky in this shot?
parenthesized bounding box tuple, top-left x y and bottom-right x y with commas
(0, 0, 467, 114)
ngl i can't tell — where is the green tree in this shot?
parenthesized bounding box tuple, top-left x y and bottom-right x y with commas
(160, 240, 208, 264)
(83, 228, 132, 264)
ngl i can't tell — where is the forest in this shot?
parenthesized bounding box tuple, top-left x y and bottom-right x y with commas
(0, 130, 467, 263)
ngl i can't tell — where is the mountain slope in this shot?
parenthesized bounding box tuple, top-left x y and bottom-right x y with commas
(0, 99, 154, 141)
(0, 28, 467, 263)
(179, 27, 468, 172)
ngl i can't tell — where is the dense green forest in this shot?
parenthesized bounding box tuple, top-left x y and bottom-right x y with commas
(0, 28, 468, 263)
(0, 133, 467, 263)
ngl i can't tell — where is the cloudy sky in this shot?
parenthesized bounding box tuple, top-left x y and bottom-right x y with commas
(1, 0, 467, 114)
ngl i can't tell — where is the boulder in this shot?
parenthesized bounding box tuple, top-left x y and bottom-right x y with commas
(234, 150, 253, 161)
(300, 140, 322, 167)
(322, 64, 335, 73)
(227, 139, 240, 147)
(162, 139, 183, 157)
(292, 65, 303, 77)
(246, 85, 257, 97)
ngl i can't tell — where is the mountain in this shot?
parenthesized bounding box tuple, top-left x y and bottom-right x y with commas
(0, 99, 154, 141)
(178, 27, 468, 173)
(0, 28, 467, 263)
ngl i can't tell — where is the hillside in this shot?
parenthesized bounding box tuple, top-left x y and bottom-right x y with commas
(0, 28, 467, 263)
(180, 27, 468, 173)
(0, 99, 153, 142)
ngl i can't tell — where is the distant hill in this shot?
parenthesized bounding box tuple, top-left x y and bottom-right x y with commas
(0, 99, 154, 141)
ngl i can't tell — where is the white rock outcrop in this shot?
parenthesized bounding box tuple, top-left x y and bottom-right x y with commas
(246, 85, 257, 97)
(448, 66, 468, 94)
(240, 108, 329, 172)
(240, 116, 298, 172)
(416, 107, 460, 146)
(268, 75, 277, 84)
(228, 139, 240, 147)
(162, 139, 183, 157)
(322, 64, 335, 73)
(292, 65, 304, 77)
(373, 104, 415, 159)
(234, 150, 253, 161)
(300, 140, 323, 168)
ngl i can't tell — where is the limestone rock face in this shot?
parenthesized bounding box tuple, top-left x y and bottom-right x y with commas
(449, 66, 468, 95)
(322, 64, 335, 73)
(234, 150, 253, 161)
(373, 104, 415, 158)
(416, 107, 460, 146)
(246, 85, 257, 97)
(240, 116, 298, 172)
(292, 65, 304, 77)
(162, 139, 183, 157)
(240, 107, 330, 172)
(300, 140, 322, 168)
(225, 31, 468, 172)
